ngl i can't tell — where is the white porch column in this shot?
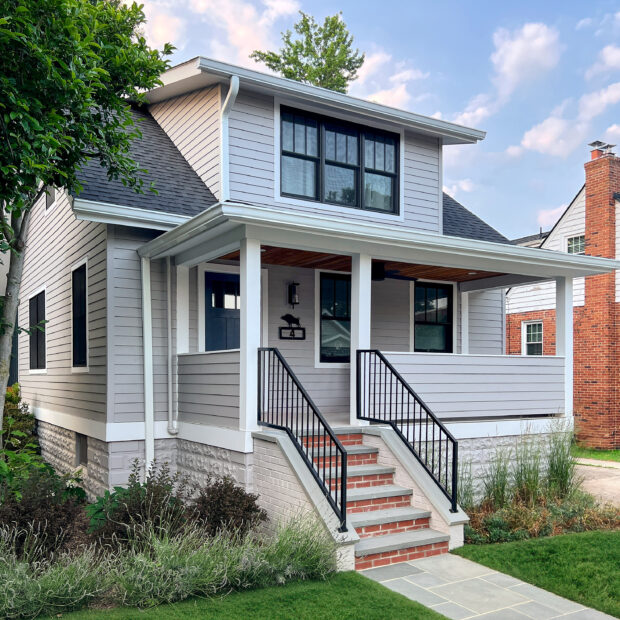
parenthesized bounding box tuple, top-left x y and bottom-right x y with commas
(350, 253, 372, 425)
(141, 257, 155, 468)
(240, 238, 261, 432)
(176, 264, 189, 354)
(555, 276, 573, 420)
(461, 290, 469, 354)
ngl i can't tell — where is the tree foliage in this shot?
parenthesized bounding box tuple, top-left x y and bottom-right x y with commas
(0, 0, 172, 437)
(251, 11, 364, 93)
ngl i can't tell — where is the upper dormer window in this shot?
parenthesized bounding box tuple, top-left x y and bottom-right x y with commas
(280, 107, 399, 214)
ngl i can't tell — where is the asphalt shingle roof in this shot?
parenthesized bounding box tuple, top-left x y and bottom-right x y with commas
(75, 107, 217, 217)
(510, 232, 549, 247)
(442, 193, 509, 244)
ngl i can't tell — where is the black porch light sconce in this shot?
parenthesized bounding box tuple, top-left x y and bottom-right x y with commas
(288, 282, 300, 308)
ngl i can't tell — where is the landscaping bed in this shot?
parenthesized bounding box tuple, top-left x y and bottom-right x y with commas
(454, 530, 620, 617)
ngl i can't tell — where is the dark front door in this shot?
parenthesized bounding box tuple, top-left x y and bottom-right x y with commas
(204, 272, 240, 351)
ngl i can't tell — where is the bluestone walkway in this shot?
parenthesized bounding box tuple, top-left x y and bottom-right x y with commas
(360, 554, 615, 619)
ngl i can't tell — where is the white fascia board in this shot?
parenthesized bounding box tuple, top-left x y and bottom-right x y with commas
(73, 198, 191, 231)
(146, 56, 485, 146)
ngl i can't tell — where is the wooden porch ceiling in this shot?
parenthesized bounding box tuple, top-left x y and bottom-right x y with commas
(219, 246, 505, 283)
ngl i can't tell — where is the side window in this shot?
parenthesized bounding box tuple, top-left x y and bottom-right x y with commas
(567, 235, 585, 255)
(29, 291, 46, 370)
(413, 283, 453, 353)
(524, 322, 543, 356)
(72, 263, 87, 367)
(319, 273, 351, 363)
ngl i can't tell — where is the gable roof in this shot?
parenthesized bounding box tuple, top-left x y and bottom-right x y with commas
(74, 107, 217, 217)
(511, 231, 549, 247)
(442, 193, 509, 244)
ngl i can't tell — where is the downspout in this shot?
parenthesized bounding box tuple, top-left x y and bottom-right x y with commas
(219, 75, 240, 202)
(166, 256, 178, 435)
(141, 257, 155, 468)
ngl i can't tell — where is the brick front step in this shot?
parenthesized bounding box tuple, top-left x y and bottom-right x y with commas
(354, 529, 449, 570)
(301, 432, 363, 448)
(354, 517, 430, 538)
(355, 541, 449, 570)
(346, 485, 413, 513)
(312, 444, 378, 468)
(325, 464, 395, 490)
(350, 506, 432, 538)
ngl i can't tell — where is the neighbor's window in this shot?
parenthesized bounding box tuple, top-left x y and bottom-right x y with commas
(320, 273, 351, 363)
(72, 263, 87, 367)
(281, 107, 399, 214)
(414, 282, 453, 353)
(567, 235, 585, 255)
(524, 322, 543, 356)
(75, 432, 88, 467)
(29, 290, 46, 370)
(45, 186, 55, 210)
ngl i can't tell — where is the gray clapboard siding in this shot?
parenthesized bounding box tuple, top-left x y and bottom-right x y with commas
(19, 191, 107, 422)
(178, 351, 240, 428)
(371, 279, 410, 351)
(385, 353, 565, 419)
(468, 289, 505, 354)
(227, 88, 441, 233)
(149, 86, 221, 197)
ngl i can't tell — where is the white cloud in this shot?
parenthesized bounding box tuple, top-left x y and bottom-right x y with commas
(537, 204, 566, 227)
(355, 51, 392, 87)
(389, 68, 429, 83)
(576, 17, 593, 30)
(138, 0, 186, 49)
(491, 23, 562, 99)
(578, 81, 620, 121)
(452, 22, 562, 128)
(505, 145, 524, 157)
(367, 83, 412, 109)
(443, 178, 475, 197)
(605, 123, 620, 140)
(188, 0, 299, 67)
(586, 45, 620, 79)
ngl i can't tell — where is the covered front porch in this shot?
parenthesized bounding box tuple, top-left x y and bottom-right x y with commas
(137, 202, 614, 438)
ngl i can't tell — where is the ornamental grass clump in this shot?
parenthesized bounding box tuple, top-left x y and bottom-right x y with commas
(481, 448, 511, 509)
(513, 437, 542, 506)
(546, 428, 580, 499)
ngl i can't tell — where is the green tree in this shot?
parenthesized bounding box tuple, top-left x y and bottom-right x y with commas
(251, 11, 364, 93)
(0, 0, 171, 439)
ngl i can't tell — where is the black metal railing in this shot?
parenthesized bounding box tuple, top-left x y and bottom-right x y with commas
(357, 350, 458, 512)
(258, 347, 347, 531)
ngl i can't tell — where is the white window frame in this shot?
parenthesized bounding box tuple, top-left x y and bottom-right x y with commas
(566, 234, 586, 256)
(521, 320, 543, 356)
(274, 98, 406, 223)
(70, 257, 89, 373)
(197, 262, 268, 353)
(409, 280, 458, 354)
(28, 284, 47, 374)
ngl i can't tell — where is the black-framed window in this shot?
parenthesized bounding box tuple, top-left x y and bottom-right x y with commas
(72, 264, 87, 367)
(280, 106, 399, 214)
(45, 186, 55, 210)
(413, 282, 453, 353)
(320, 273, 351, 363)
(29, 291, 46, 369)
(567, 235, 585, 255)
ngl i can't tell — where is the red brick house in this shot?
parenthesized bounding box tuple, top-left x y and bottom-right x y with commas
(506, 143, 620, 449)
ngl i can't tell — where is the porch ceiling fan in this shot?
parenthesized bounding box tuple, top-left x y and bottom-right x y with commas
(371, 261, 418, 282)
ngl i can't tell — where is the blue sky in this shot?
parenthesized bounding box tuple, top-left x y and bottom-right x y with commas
(140, 0, 620, 239)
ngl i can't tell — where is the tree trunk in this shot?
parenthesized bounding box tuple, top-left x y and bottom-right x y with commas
(0, 211, 30, 447)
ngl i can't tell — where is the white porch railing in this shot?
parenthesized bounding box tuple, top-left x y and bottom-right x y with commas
(384, 353, 565, 420)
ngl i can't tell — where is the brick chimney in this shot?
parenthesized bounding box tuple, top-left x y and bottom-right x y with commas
(574, 142, 620, 448)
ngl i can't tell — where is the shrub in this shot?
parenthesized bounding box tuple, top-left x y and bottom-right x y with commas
(0, 468, 87, 560)
(2, 384, 38, 453)
(482, 448, 511, 509)
(192, 475, 267, 537)
(86, 460, 192, 544)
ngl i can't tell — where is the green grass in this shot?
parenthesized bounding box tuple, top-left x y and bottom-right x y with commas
(53, 572, 445, 620)
(454, 530, 620, 617)
(571, 444, 620, 462)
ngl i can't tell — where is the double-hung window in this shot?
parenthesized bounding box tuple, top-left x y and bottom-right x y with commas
(29, 291, 46, 370)
(319, 273, 351, 363)
(567, 235, 585, 255)
(280, 107, 399, 214)
(523, 322, 543, 356)
(413, 283, 453, 353)
(72, 263, 87, 367)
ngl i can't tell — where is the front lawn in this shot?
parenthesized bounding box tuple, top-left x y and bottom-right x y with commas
(53, 572, 445, 620)
(571, 444, 620, 463)
(454, 530, 620, 617)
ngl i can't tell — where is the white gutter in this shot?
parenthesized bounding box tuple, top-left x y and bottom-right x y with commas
(166, 256, 178, 435)
(141, 257, 155, 468)
(219, 75, 240, 202)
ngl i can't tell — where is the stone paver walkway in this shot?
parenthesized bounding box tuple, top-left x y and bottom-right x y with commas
(576, 458, 620, 506)
(361, 554, 615, 619)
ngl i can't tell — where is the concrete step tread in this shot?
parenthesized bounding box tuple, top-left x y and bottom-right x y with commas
(347, 484, 413, 502)
(349, 506, 431, 527)
(325, 464, 395, 478)
(355, 529, 449, 557)
(312, 444, 378, 457)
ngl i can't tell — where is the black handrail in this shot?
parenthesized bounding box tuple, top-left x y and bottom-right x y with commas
(356, 350, 458, 512)
(258, 347, 348, 531)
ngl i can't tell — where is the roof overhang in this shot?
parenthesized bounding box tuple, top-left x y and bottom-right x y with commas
(137, 201, 620, 284)
(145, 57, 485, 146)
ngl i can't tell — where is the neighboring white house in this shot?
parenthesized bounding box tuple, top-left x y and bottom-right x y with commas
(19, 58, 619, 570)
